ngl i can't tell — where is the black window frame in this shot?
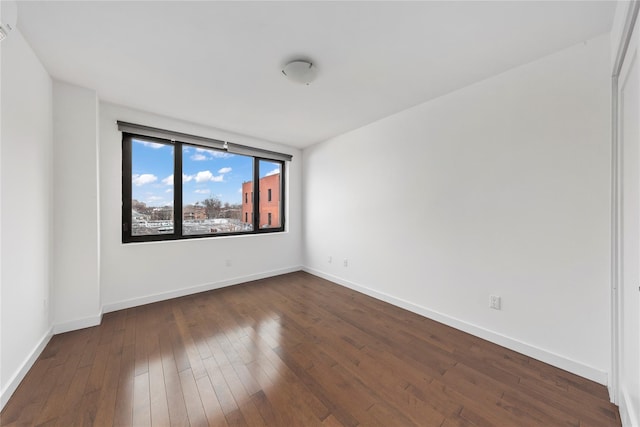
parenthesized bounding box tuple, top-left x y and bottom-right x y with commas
(122, 132, 286, 243)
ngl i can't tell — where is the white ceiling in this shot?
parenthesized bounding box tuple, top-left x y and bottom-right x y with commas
(15, 1, 615, 148)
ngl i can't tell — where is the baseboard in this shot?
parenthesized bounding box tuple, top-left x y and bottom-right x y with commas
(1, 326, 53, 410)
(303, 267, 609, 386)
(53, 310, 103, 334)
(103, 265, 303, 314)
(620, 387, 639, 427)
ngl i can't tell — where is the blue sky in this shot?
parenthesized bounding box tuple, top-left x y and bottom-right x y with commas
(131, 139, 281, 207)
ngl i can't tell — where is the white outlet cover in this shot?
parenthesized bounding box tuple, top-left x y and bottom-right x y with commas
(490, 295, 501, 310)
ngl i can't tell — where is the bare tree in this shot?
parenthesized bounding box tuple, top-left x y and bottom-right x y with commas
(132, 199, 152, 215)
(202, 197, 222, 219)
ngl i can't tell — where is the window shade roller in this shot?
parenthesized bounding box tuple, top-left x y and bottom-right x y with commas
(226, 142, 292, 162)
(116, 121, 293, 162)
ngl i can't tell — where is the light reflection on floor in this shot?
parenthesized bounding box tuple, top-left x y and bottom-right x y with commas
(129, 309, 285, 425)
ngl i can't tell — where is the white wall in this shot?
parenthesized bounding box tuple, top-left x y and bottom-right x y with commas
(303, 34, 611, 384)
(99, 103, 303, 311)
(0, 24, 53, 406)
(52, 81, 101, 333)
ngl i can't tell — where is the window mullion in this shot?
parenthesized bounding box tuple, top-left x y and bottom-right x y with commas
(280, 162, 285, 231)
(122, 134, 133, 242)
(174, 142, 183, 237)
(253, 158, 260, 231)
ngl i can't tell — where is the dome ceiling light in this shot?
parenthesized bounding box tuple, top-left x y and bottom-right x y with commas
(281, 60, 318, 85)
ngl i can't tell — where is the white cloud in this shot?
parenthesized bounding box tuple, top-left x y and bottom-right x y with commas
(194, 170, 224, 183)
(132, 173, 158, 186)
(145, 196, 170, 206)
(164, 173, 198, 184)
(137, 140, 165, 149)
(195, 170, 213, 183)
(218, 167, 232, 174)
(194, 189, 211, 194)
(265, 168, 280, 177)
(165, 189, 172, 193)
(190, 148, 233, 160)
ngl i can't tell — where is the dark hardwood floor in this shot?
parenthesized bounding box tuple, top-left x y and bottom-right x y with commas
(1, 271, 620, 426)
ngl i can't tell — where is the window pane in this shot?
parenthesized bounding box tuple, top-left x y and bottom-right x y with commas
(182, 145, 253, 235)
(131, 138, 174, 236)
(258, 160, 282, 229)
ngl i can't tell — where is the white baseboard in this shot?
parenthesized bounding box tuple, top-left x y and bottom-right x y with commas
(1, 327, 53, 410)
(303, 267, 609, 386)
(103, 266, 303, 314)
(53, 311, 103, 334)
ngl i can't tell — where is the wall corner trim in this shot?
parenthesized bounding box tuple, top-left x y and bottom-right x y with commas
(302, 267, 609, 386)
(0, 327, 54, 410)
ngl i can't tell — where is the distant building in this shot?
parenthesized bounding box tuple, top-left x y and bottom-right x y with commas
(241, 173, 280, 228)
(132, 209, 150, 222)
(151, 206, 173, 221)
(183, 204, 206, 221)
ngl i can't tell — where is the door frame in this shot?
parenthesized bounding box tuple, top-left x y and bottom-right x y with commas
(611, 0, 640, 406)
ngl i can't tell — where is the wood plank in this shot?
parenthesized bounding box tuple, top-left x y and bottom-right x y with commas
(159, 331, 189, 426)
(113, 344, 136, 427)
(179, 368, 209, 427)
(147, 334, 170, 427)
(92, 335, 123, 426)
(194, 374, 229, 427)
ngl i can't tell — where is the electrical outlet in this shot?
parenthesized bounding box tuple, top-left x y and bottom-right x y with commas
(343, 259, 349, 267)
(225, 259, 232, 267)
(328, 256, 332, 264)
(490, 295, 501, 310)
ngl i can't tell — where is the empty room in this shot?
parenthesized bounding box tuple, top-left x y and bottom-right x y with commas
(1, 1, 639, 426)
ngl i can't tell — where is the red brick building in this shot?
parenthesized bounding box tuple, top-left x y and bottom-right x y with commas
(183, 204, 206, 221)
(242, 173, 281, 228)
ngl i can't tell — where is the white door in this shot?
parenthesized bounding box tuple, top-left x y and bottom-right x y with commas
(617, 13, 640, 427)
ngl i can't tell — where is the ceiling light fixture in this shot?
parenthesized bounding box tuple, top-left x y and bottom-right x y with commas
(0, 0, 17, 43)
(281, 60, 317, 85)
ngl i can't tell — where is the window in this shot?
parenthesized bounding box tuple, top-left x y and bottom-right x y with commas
(121, 122, 289, 243)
